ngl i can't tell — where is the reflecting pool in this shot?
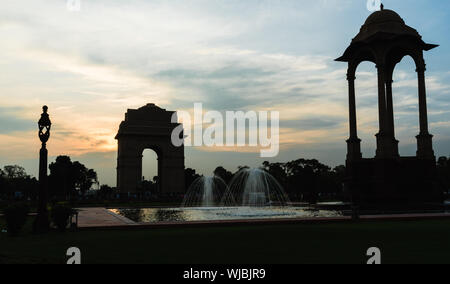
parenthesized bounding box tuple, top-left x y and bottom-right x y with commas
(109, 206, 343, 223)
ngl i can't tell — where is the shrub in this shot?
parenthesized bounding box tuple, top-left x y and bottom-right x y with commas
(51, 204, 76, 232)
(3, 203, 30, 236)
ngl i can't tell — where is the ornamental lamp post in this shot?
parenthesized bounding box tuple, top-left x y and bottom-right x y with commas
(34, 105, 51, 232)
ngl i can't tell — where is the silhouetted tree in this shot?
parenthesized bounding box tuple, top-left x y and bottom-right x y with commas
(72, 161, 98, 195)
(333, 165, 346, 178)
(49, 156, 98, 200)
(214, 166, 233, 184)
(237, 165, 250, 171)
(332, 165, 346, 189)
(260, 159, 345, 203)
(49, 156, 71, 198)
(285, 159, 317, 203)
(262, 161, 288, 188)
(138, 179, 158, 195)
(185, 168, 200, 191)
(0, 165, 38, 200)
(3, 165, 28, 179)
(98, 184, 114, 200)
(0, 168, 5, 197)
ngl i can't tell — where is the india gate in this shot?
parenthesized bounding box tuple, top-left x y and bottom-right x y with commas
(336, 5, 443, 206)
(116, 104, 185, 194)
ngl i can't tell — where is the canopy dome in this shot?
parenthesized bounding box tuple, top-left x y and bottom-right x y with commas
(336, 7, 438, 62)
(364, 9, 404, 26)
(353, 9, 421, 43)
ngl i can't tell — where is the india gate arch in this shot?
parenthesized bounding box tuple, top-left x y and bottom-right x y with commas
(336, 6, 443, 206)
(116, 104, 185, 194)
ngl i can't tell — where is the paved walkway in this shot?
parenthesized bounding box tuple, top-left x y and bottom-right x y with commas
(76, 207, 450, 230)
(76, 208, 136, 228)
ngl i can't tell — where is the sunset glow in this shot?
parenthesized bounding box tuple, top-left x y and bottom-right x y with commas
(1, 0, 449, 185)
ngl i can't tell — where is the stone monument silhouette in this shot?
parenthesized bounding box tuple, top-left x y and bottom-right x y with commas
(116, 104, 185, 195)
(336, 5, 443, 207)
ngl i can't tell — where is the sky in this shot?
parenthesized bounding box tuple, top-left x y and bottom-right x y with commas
(0, 0, 449, 186)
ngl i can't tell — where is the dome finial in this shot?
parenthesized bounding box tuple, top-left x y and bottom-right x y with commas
(380, 3, 384, 10)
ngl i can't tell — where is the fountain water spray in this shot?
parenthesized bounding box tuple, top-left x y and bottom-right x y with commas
(182, 176, 228, 207)
(222, 168, 290, 207)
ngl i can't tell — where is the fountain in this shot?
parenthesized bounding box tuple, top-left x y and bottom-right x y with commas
(182, 176, 228, 207)
(111, 168, 343, 223)
(222, 168, 290, 207)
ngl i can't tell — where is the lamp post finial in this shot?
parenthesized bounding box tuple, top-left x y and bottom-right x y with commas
(38, 105, 51, 144)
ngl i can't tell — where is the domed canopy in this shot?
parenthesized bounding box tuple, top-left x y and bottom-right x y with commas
(364, 9, 404, 25)
(353, 9, 420, 43)
(336, 7, 438, 62)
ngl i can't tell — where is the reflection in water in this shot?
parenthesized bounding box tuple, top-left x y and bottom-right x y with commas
(109, 207, 343, 224)
(116, 209, 143, 222)
(155, 209, 185, 222)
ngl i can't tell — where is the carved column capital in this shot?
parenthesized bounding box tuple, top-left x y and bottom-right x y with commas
(346, 73, 356, 81)
(376, 63, 386, 70)
(416, 63, 426, 73)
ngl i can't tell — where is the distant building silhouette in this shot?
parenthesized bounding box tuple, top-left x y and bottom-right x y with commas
(336, 7, 443, 207)
(116, 104, 185, 195)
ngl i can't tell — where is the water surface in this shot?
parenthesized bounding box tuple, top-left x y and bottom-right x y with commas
(109, 206, 343, 223)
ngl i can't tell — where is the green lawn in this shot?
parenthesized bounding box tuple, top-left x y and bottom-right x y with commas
(1, 217, 450, 264)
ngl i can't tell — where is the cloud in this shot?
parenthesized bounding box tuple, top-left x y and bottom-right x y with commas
(0, 107, 35, 134)
(281, 117, 345, 130)
(0, 0, 450, 186)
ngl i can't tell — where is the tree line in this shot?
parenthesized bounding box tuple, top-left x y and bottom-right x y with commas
(1, 155, 450, 203)
(0, 155, 98, 201)
(210, 160, 346, 203)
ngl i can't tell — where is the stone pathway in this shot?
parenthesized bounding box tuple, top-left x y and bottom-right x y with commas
(76, 207, 136, 228)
